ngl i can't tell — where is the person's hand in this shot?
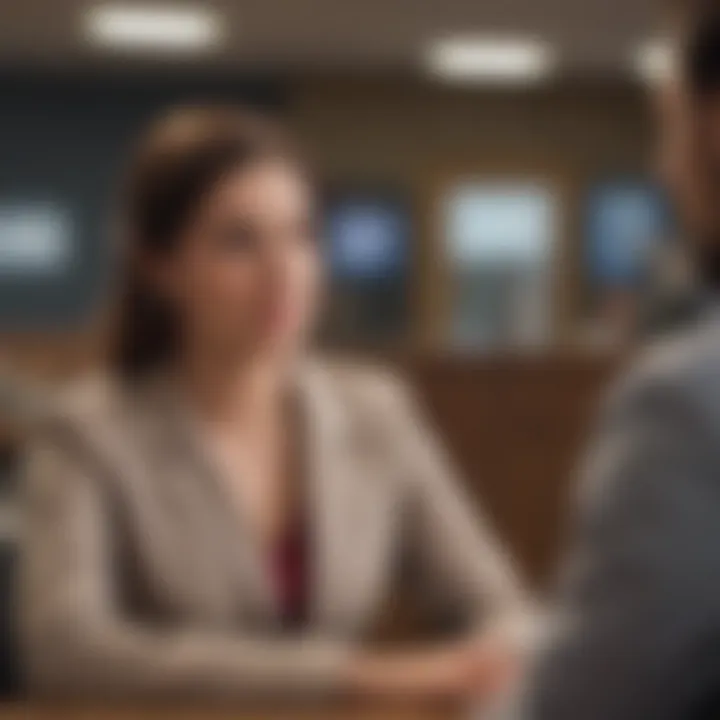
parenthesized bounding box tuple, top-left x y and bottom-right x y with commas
(347, 638, 520, 701)
(468, 634, 521, 698)
(465, 634, 524, 715)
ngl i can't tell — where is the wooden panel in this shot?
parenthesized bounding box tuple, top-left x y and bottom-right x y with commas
(405, 355, 615, 587)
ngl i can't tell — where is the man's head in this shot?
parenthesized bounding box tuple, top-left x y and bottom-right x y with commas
(659, 3, 720, 282)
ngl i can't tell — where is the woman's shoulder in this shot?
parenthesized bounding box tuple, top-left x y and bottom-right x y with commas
(303, 356, 417, 424)
(305, 359, 437, 485)
(46, 373, 127, 424)
(32, 372, 156, 455)
(16, 374, 138, 492)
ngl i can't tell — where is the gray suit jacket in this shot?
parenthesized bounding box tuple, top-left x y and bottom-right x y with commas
(18, 360, 526, 699)
(509, 306, 720, 720)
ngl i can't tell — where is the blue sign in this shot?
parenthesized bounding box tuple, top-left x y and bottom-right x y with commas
(325, 196, 409, 280)
(586, 183, 670, 287)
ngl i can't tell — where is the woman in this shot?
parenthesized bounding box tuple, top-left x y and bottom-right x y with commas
(19, 107, 529, 701)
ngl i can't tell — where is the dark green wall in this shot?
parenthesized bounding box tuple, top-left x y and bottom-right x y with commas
(0, 71, 285, 330)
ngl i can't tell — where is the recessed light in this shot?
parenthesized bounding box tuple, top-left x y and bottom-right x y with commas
(634, 39, 676, 85)
(426, 36, 556, 85)
(83, 4, 223, 52)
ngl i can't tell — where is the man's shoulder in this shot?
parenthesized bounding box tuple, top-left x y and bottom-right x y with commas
(613, 312, 720, 419)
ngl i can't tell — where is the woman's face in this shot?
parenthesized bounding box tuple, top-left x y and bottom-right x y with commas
(155, 158, 322, 365)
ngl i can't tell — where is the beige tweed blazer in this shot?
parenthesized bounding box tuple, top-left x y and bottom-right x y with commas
(18, 360, 527, 698)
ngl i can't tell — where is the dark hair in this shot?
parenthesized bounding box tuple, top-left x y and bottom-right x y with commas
(112, 106, 301, 378)
(679, 2, 720, 95)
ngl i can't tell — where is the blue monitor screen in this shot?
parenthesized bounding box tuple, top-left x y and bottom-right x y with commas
(586, 183, 671, 287)
(325, 197, 409, 280)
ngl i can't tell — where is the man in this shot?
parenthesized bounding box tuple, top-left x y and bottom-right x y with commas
(502, 6, 720, 719)
(636, 235, 707, 338)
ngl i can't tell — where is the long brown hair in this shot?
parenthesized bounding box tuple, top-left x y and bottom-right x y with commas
(112, 106, 301, 378)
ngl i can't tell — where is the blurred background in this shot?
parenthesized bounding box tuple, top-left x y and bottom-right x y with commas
(0, 0, 676, 591)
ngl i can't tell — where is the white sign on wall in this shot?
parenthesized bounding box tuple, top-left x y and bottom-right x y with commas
(446, 183, 557, 265)
(0, 203, 73, 275)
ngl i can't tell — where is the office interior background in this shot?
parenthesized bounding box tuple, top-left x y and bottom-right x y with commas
(0, 0, 672, 589)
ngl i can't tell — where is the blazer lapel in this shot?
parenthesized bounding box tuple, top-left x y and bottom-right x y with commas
(146, 365, 370, 635)
(297, 362, 362, 634)
(148, 378, 280, 628)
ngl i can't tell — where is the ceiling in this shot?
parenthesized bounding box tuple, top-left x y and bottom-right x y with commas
(0, 0, 661, 78)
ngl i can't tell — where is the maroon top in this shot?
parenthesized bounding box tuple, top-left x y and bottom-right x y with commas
(273, 522, 309, 630)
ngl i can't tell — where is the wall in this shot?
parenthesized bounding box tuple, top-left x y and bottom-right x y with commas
(0, 71, 284, 333)
(0, 73, 654, 372)
(407, 354, 615, 586)
(289, 75, 655, 347)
